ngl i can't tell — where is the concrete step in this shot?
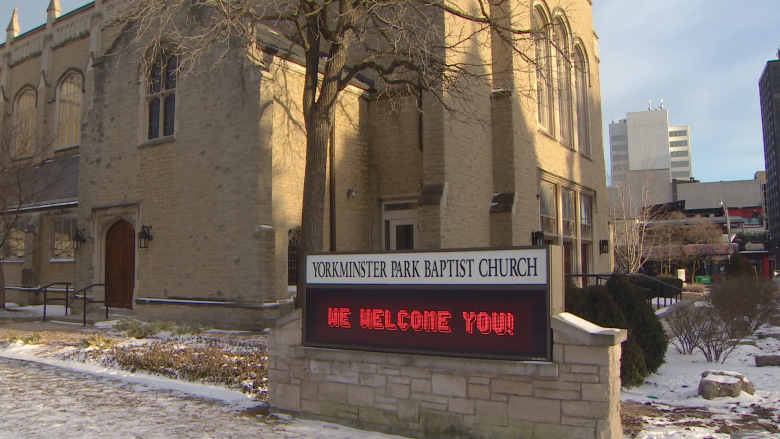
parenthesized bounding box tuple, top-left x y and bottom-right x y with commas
(95, 307, 136, 317)
(47, 313, 136, 326)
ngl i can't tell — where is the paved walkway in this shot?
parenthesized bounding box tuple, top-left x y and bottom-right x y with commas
(0, 356, 275, 438)
(0, 356, 395, 439)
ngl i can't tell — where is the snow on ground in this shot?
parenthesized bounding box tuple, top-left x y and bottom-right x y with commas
(4, 304, 780, 438)
(0, 303, 67, 318)
(0, 313, 410, 439)
(623, 322, 780, 438)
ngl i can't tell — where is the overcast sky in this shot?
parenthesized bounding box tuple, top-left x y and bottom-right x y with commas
(2, 0, 779, 183)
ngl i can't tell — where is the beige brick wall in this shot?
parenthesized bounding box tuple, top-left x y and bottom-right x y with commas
(77, 43, 277, 303)
(367, 0, 610, 273)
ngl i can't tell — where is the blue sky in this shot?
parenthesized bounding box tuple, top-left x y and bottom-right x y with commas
(2, 0, 778, 183)
(592, 0, 780, 183)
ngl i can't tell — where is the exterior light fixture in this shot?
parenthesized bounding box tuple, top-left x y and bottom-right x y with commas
(72, 228, 87, 250)
(347, 188, 356, 198)
(599, 239, 610, 254)
(531, 231, 545, 246)
(138, 225, 153, 248)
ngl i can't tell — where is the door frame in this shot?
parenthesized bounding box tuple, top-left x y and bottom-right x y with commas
(388, 218, 418, 250)
(382, 200, 419, 251)
(91, 203, 141, 308)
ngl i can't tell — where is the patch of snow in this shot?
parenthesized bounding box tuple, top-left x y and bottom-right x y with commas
(556, 312, 622, 334)
(625, 322, 780, 438)
(94, 319, 123, 329)
(701, 373, 740, 384)
(0, 304, 67, 318)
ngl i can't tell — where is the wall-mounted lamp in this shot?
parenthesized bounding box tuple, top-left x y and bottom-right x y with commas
(599, 239, 610, 254)
(347, 188, 356, 198)
(531, 231, 545, 246)
(72, 228, 87, 250)
(138, 225, 153, 248)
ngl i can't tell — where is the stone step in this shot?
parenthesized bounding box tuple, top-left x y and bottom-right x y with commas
(95, 307, 136, 317)
(47, 313, 136, 326)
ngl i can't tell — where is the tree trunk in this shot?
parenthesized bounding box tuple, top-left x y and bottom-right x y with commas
(296, 107, 333, 308)
(0, 261, 5, 309)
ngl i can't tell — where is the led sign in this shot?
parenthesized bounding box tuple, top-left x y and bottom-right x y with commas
(305, 248, 552, 361)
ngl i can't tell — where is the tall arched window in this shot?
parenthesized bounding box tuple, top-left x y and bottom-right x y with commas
(148, 55, 177, 139)
(58, 73, 83, 149)
(533, 8, 553, 134)
(553, 18, 572, 145)
(14, 89, 36, 158)
(573, 47, 590, 156)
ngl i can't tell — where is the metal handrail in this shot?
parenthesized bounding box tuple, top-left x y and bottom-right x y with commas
(42, 283, 108, 326)
(40, 283, 73, 321)
(625, 273, 684, 309)
(71, 284, 108, 326)
(565, 273, 684, 309)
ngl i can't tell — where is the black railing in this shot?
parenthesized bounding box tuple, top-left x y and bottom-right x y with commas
(625, 273, 683, 309)
(73, 284, 108, 326)
(42, 283, 108, 326)
(565, 273, 684, 310)
(40, 283, 72, 321)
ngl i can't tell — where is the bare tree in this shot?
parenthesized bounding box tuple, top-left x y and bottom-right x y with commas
(642, 212, 723, 279)
(108, 0, 575, 306)
(0, 119, 55, 308)
(676, 215, 723, 281)
(607, 168, 667, 273)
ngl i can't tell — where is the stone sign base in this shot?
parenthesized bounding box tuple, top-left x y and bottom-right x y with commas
(269, 310, 626, 439)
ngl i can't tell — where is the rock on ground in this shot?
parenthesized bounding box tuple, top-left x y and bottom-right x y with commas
(698, 370, 755, 399)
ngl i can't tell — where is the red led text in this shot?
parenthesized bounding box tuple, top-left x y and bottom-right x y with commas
(463, 312, 514, 335)
(360, 309, 452, 333)
(327, 307, 352, 328)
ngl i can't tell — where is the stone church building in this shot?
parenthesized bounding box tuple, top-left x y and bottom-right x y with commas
(0, 0, 609, 329)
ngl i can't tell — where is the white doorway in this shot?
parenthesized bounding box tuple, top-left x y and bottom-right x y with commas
(383, 201, 418, 251)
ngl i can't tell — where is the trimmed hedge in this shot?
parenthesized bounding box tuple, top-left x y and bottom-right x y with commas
(654, 275, 683, 299)
(566, 275, 668, 388)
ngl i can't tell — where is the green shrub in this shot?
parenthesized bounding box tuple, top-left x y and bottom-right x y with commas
(173, 325, 212, 336)
(565, 284, 648, 388)
(606, 275, 668, 374)
(655, 275, 683, 299)
(565, 285, 587, 315)
(113, 318, 144, 333)
(724, 252, 756, 277)
(81, 333, 118, 349)
(7, 331, 44, 345)
(113, 319, 158, 339)
(148, 321, 176, 333)
(112, 318, 213, 338)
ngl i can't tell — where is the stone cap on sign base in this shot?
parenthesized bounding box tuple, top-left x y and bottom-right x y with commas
(272, 308, 302, 328)
(551, 312, 628, 347)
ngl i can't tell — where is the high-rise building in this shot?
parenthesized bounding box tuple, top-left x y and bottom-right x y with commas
(609, 105, 692, 186)
(759, 54, 780, 245)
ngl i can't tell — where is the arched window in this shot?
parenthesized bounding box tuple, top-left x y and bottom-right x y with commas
(147, 55, 177, 139)
(14, 89, 36, 158)
(533, 8, 553, 134)
(553, 18, 572, 145)
(58, 73, 83, 149)
(573, 47, 590, 156)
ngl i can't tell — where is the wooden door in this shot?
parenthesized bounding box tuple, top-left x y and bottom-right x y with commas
(105, 220, 135, 308)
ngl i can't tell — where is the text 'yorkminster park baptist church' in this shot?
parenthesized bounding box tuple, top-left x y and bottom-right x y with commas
(309, 250, 547, 283)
